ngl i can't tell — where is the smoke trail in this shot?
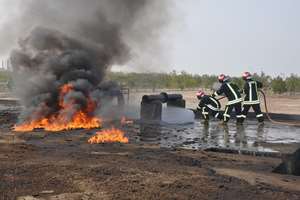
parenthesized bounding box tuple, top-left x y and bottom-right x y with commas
(9, 0, 171, 123)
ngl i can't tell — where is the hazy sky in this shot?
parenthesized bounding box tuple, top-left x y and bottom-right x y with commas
(0, 0, 300, 76)
(168, 0, 300, 76)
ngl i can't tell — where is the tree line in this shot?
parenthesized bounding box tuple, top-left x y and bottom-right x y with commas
(108, 71, 300, 94)
(0, 70, 299, 94)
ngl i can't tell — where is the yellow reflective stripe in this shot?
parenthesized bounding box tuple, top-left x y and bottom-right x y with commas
(224, 106, 229, 114)
(207, 104, 219, 111)
(243, 100, 260, 105)
(227, 98, 242, 105)
(249, 82, 252, 102)
(226, 83, 238, 99)
(209, 97, 220, 109)
(223, 106, 229, 121)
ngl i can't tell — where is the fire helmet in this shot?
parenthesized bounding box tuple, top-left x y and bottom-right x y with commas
(218, 74, 226, 83)
(242, 72, 252, 80)
(196, 90, 205, 99)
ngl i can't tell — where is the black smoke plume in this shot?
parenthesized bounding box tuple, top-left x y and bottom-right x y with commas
(10, 0, 171, 123)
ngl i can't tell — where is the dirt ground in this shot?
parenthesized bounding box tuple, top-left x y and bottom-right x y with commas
(1, 110, 300, 200)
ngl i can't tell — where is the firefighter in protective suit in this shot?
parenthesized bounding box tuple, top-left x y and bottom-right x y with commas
(240, 72, 264, 123)
(213, 74, 243, 124)
(196, 90, 222, 122)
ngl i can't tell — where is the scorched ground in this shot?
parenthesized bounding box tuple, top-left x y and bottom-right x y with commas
(0, 109, 300, 200)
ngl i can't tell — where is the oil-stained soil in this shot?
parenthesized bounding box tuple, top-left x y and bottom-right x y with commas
(0, 109, 300, 200)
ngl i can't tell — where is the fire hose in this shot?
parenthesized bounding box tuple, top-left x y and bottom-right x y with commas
(259, 90, 300, 127)
(217, 96, 226, 101)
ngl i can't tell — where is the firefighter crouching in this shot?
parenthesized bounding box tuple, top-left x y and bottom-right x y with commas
(240, 72, 264, 123)
(196, 90, 222, 122)
(213, 74, 243, 124)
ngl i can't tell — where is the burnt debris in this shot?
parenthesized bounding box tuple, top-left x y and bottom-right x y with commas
(273, 147, 300, 176)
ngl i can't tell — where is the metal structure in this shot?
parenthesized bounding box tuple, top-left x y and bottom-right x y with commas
(140, 92, 186, 121)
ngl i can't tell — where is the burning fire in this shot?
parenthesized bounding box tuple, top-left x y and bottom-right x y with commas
(88, 128, 129, 144)
(14, 83, 102, 132)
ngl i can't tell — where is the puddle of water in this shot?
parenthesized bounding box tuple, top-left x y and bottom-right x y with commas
(127, 120, 300, 153)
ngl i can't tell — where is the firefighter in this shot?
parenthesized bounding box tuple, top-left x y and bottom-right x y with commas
(213, 74, 243, 124)
(240, 72, 264, 123)
(196, 90, 222, 122)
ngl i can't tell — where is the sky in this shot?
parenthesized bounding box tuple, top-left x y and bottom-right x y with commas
(0, 0, 300, 76)
(167, 0, 300, 76)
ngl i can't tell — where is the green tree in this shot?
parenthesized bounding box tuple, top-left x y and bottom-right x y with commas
(271, 76, 287, 94)
(286, 74, 300, 94)
(231, 77, 244, 89)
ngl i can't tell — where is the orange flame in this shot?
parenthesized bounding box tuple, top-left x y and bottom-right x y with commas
(88, 128, 129, 144)
(14, 83, 102, 132)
